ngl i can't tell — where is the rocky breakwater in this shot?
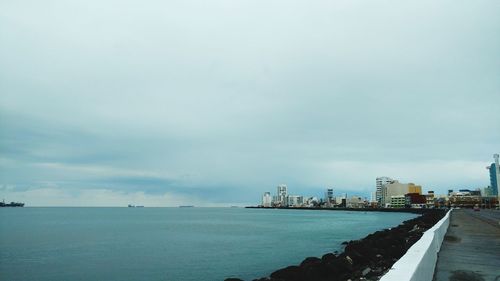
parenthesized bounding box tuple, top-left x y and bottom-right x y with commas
(225, 210, 445, 281)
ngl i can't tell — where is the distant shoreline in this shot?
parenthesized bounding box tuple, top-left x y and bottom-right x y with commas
(245, 206, 439, 214)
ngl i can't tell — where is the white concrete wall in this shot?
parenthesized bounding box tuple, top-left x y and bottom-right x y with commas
(380, 210, 451, 281)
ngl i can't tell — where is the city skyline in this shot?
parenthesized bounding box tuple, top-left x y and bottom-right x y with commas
(1, 0, 499, 206)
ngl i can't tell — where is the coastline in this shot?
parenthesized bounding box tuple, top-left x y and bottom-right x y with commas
(245, 206, 436, 214)
(227, 208, 446, 281)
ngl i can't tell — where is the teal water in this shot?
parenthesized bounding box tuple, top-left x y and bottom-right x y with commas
(0, 208, 417, 281)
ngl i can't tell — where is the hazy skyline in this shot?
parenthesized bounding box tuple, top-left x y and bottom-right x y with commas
(1, 0, 499, 206)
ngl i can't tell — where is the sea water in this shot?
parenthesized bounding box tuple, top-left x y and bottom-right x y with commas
(0, 207, 416, 281)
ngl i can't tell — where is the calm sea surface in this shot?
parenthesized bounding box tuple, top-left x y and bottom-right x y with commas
(0, 207, 416, 281)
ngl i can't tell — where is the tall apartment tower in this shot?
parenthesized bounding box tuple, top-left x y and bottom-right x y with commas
(325, 188, 334, 204)
(262, 192, 272, 207)
(276, 184, 288, 206)
(376, 177, 393, 206)
(488, 154, 500, 196)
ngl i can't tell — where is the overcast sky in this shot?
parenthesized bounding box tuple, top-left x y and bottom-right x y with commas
(1, 0, 499, 206)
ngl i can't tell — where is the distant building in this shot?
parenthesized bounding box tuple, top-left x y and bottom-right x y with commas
(435, 196, 448, 208)
(325, 188, 334, 205)
(376, 177, 393, 206)
(347, 196, 366, 208)
(390, 195, 406, 208)
(487, 154, 500, 196)
(274, 184, 288, 206)
(481, 196, 499, 209)
(405, 193, 427, 208)
(454, 189, 481, 197)
(449, 193, 482, 208)
(305, 197, 319, 207)
(483, 186, 494, 196)
(286, 195, 304, 207)
(425, 191, 435, 208)
(262, 192, 272, 207)
(334, 193, 347, 206)
(340, 198, 347, 208)
(470, 188, 481, 196)
(381, 181, 422, 207)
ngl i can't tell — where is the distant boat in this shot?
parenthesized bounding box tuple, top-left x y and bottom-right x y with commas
(0, 200, 24, 207)
(128, 204, 144, 208)
(179, 205, 194, 208)
(128, 204, 135, 208)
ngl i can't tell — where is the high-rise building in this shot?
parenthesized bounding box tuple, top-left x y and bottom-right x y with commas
(325, 188, 334, 204)
(376, 177, 393, 206)
(262, 192, 272, 207)
(276, 184, 288, 206)
(487, 154, 500, 196)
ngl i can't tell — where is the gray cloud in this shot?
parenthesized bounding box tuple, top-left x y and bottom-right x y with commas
(1, 0, 499, 205)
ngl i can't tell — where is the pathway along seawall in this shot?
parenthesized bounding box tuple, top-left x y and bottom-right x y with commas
(225, 208, 447, 281)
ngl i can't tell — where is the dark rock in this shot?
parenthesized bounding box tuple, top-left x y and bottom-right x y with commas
(301, 261, 327, 281)
(270, 266, 303, 281)
(321, 253, 336, 262)
(300, 257, 321, 267)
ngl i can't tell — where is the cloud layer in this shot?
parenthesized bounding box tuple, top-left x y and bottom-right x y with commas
(1, 0, 499, 206)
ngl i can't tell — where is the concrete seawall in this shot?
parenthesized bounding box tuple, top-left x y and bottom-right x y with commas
(380, 210, 451, 281)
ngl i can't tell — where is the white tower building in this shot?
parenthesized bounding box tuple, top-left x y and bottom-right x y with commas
(376, 177, 393, 206)
(276, 184, 288, 206)
(262, 192, 272, 207)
